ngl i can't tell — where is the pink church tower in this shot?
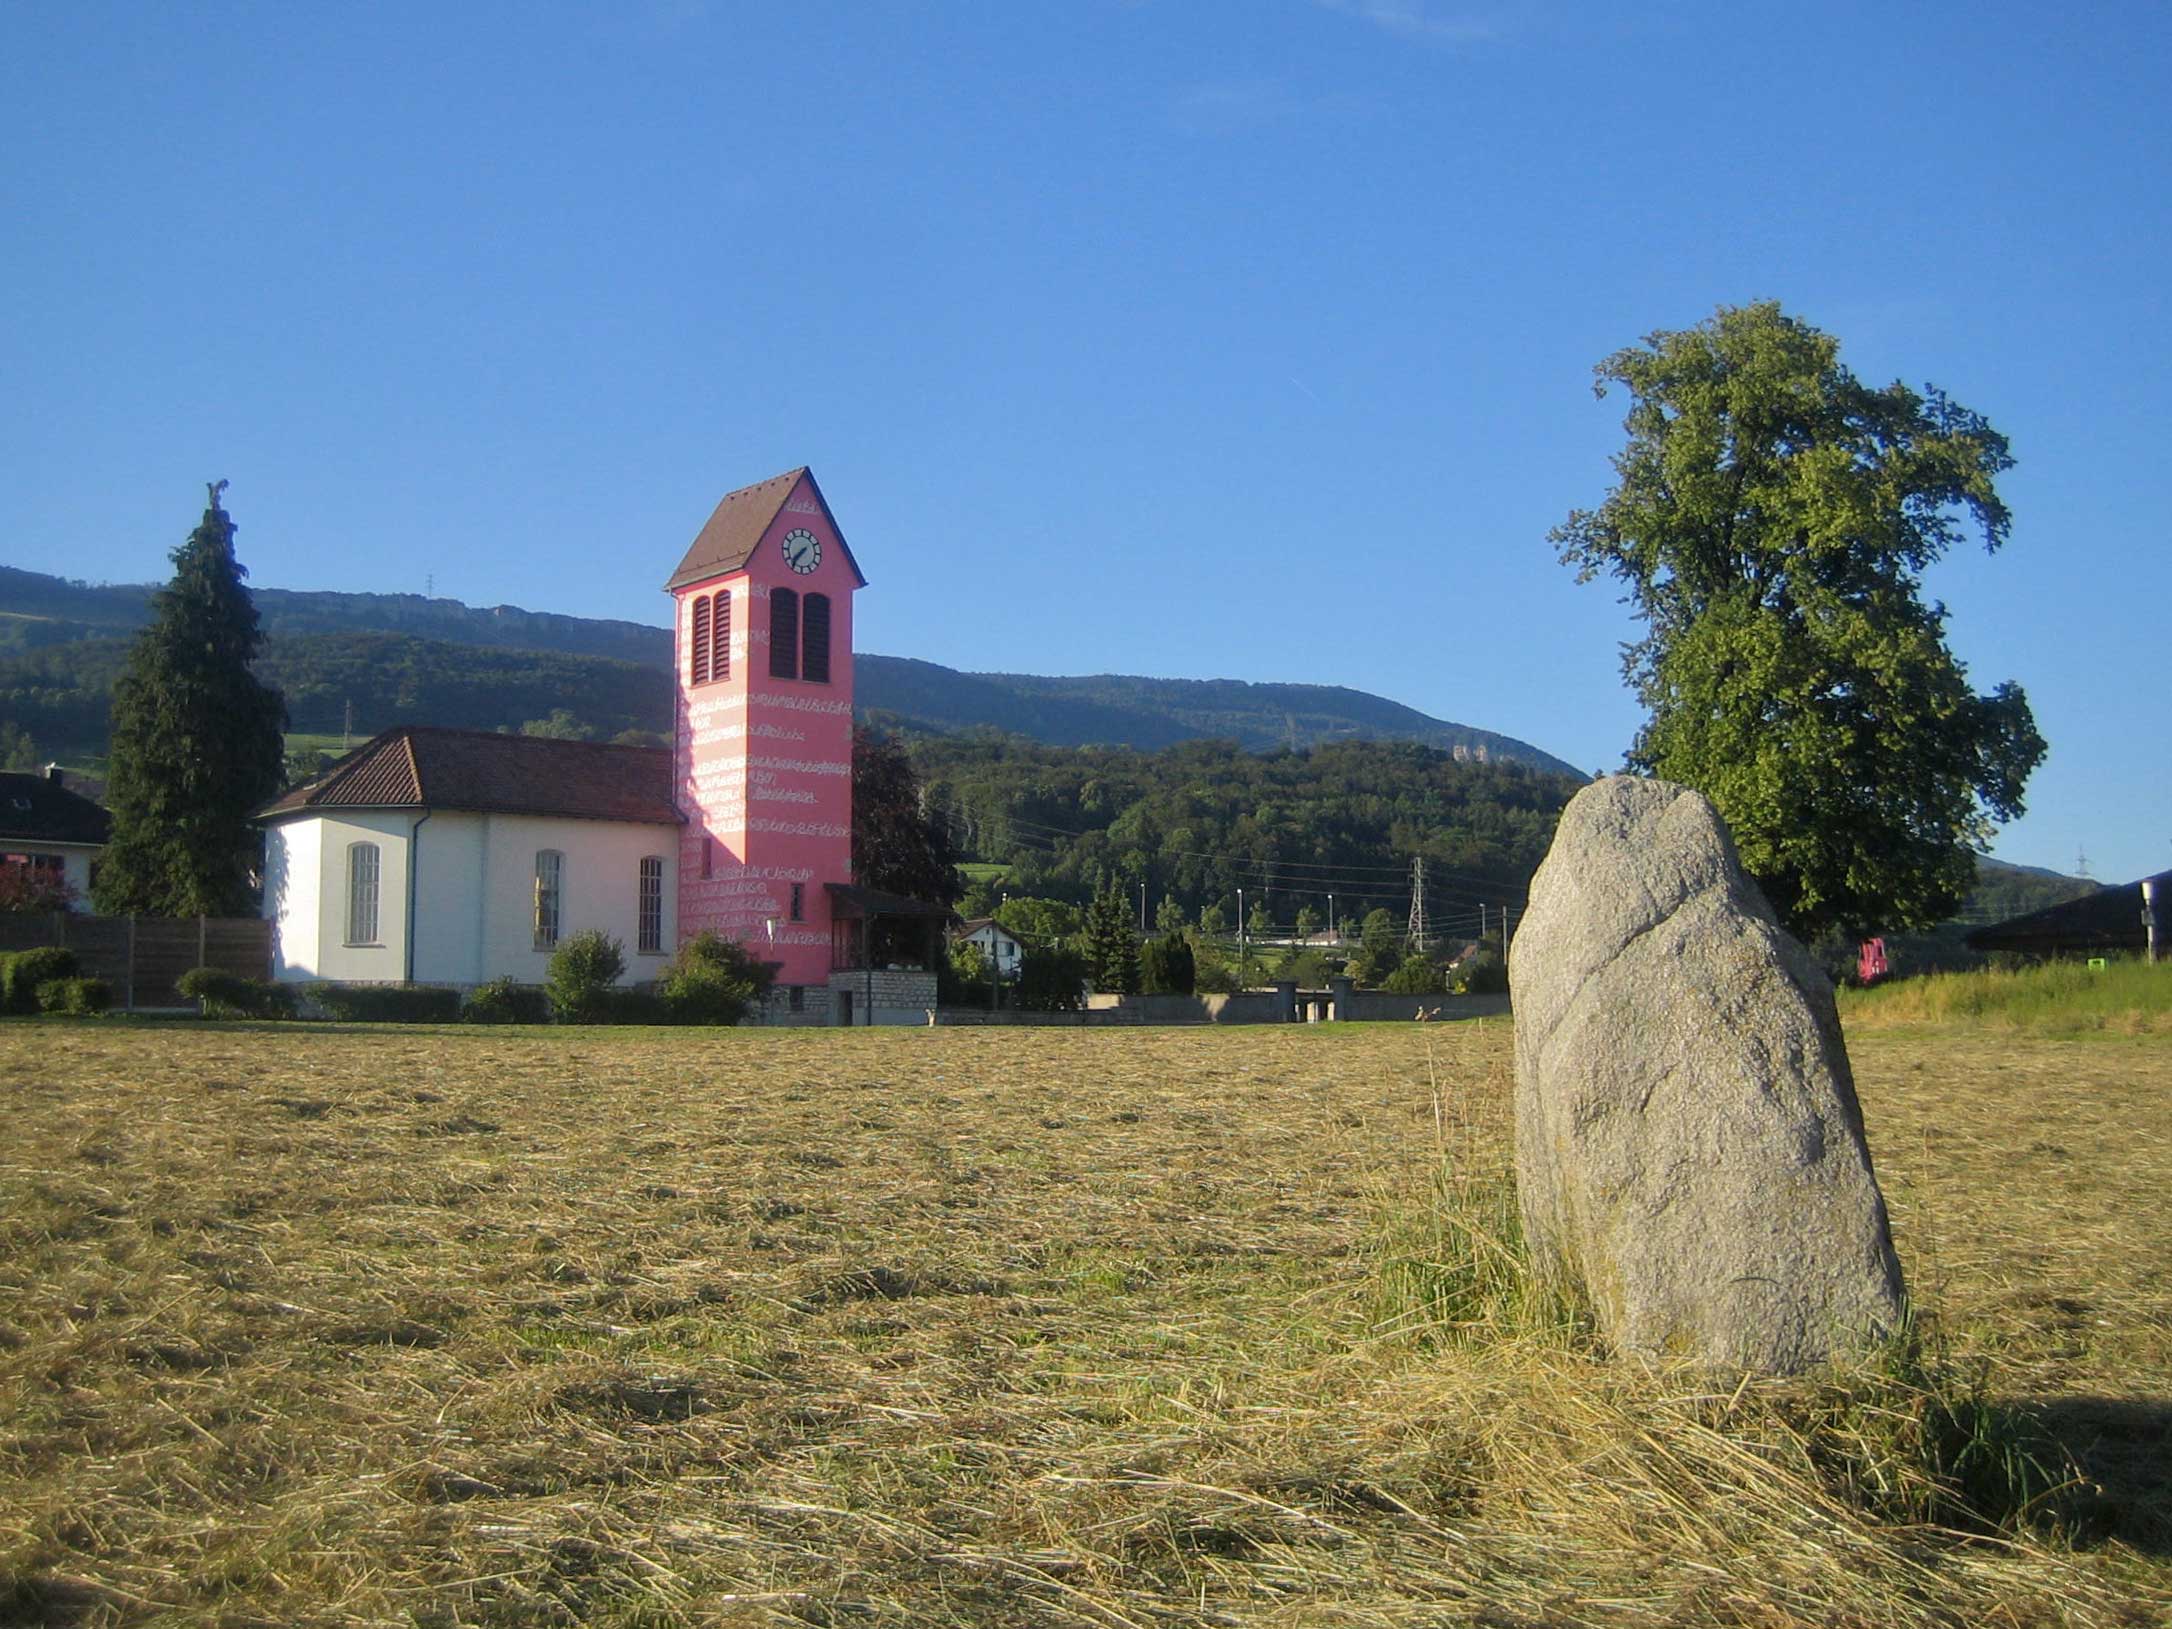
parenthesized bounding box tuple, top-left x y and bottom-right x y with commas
(665, 468, 863, 992)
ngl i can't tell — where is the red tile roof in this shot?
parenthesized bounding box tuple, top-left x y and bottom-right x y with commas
(664, 466, 867, 593)
(257, 727, 681, 826)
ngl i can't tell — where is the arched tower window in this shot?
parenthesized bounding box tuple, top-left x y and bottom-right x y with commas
(712, 590, 731, 682)
(769, 587, 799, 680)
(690, 595, 712, 686)
(802, 593, 831, 684)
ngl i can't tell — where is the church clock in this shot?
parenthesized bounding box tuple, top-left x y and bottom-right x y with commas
(781, 528, 822, 574)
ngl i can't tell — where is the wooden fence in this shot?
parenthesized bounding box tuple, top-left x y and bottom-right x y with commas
(0, 913, 272, 1009)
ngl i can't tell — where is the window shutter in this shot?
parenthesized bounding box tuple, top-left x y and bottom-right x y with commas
(769, 588, 799, 680)
(802, 593, 831, 684)
(714, 591, 732, 681)
(691, 596, 712, 685)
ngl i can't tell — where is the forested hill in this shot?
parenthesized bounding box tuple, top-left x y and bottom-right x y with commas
(0, 565, 1583, 773)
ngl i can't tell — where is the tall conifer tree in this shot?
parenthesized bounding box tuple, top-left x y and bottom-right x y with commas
(94, 483, 287, 916)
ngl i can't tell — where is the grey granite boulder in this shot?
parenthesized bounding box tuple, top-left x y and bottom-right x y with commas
(1509, 777, 1905, 1374)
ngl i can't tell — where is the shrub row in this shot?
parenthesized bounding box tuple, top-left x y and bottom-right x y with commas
(306, 981, 464, 1023)
(152, 927, 780, 1027)
(177, 967, 301, 1019)
(1, 948, 113, 1016)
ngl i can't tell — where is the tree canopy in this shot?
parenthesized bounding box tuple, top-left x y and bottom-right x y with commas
(94, 486, 287, 916)
(1552, 303, 2045, 941)
(850, 726, 965, 907)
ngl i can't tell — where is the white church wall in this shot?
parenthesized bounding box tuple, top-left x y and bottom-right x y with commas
(270, 811, 416, 983)
(473, 814, 679, 986)
(265, 819, 321, 980)
(410, 813, 487, 985)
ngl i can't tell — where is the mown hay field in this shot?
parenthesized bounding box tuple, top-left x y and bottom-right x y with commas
(3, 1016, 2167, 1627)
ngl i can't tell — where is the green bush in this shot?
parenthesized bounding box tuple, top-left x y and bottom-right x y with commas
(1382, 957, 1447, 996)
(657, 960, 750, 1025)
(178, 967, 299, 1019)
(306, 981, 463, 1023)
(545, 930, 626, 1023)
(180, 967, 296, 1019)
(36, 976, 112, 1015)
(1016, 946, 1089, 1012)
(1140, 933, 1196, 996)
(655, 932, 770, 1025)
(461, 978, 551, 1024)
(604, 984, 672, 1025)
(1455, 951, 1509, 995)
(3, 946, 79, 1014)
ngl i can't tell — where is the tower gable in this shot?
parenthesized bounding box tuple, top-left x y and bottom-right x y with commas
(666, 468, 867, 595)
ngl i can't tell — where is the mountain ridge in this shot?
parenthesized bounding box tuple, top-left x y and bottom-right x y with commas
(0, 564, 1582, 774)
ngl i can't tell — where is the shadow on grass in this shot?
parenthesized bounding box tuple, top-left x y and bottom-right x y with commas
(2034, 1395, 2172, 1554)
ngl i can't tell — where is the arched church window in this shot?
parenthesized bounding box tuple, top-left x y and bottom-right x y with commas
(638, 855, 665, 953)
(712, 591, 731, 682)
(346, 841, 380, 944)
(691, 595, 711, 685)
(534, 850, 563, 948)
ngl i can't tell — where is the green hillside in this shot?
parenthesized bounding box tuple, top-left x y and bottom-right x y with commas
(0, 566, 1581, 773)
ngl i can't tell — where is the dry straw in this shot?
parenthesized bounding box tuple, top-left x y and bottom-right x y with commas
(2, 1012, 2165, 1625)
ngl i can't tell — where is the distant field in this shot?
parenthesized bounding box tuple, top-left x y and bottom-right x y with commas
(2, 1018, 2165, 1626)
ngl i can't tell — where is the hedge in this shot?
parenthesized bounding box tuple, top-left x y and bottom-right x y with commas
(36, 976, 113, 1016)
(306, 982, 465, 1023)
(177, 967, 300, 1020)
(461, 979, 552, 1025)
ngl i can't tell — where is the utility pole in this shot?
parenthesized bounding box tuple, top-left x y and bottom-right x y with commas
(1237, 887, 1246, 964)
(1406, 857, 1428, 953)
(1139, 880, 1146, 935)
(2144, 878, 2158, 966)
(1328, 893, 1335, 942)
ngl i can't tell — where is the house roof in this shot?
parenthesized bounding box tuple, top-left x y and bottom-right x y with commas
(1965, 871, 2169, 956)
(952, 917, 1020, 943)
(256, 727, 683, 826)
(825, 881, 954, 920)
(0, 772, 111, 848)
(664, 467, 868, 593)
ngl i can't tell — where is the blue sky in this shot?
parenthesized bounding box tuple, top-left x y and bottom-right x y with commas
(7, 1, 2167, 885)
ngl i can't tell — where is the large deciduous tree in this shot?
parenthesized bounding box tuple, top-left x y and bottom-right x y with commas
(94, 485, 287, 916)
(1552, 303, 2045, 942)
(850, 727, 964, 906)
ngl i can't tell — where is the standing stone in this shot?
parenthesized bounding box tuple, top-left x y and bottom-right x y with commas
(1510, 777, 1904, 1374)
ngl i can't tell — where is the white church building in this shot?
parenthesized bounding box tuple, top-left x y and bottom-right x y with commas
(257, 468, 946, 1023)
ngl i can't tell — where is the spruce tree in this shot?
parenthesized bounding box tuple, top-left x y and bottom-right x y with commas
(94, 483, 287, 916)
(1082, 883, 1140, 994)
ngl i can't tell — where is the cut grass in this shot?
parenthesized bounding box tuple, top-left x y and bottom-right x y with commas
(1, 1018, 2165, 1625)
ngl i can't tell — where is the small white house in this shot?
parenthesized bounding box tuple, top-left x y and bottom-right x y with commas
(0, 767, 109, 907)
(951, 917, 1024, 980)
(258, 727, 683, 987)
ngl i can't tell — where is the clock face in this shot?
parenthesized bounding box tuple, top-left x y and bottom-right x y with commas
(781, 528, 822, 575)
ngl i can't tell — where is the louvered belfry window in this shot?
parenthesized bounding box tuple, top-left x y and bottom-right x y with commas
(712, 590, 731, 682)
(802, 593, 831, 684)
(769, 587, 799, 680)
(690, 595, 712, 685)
